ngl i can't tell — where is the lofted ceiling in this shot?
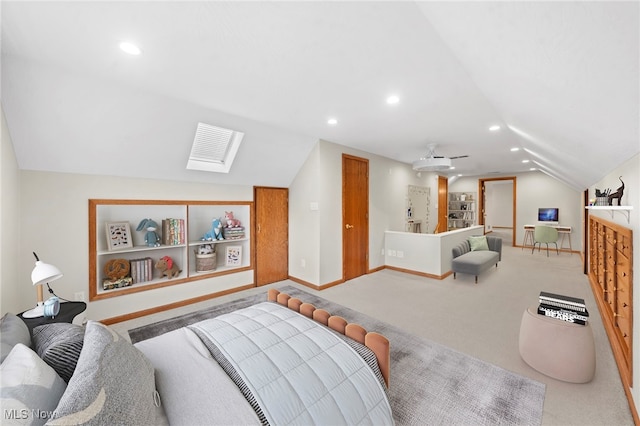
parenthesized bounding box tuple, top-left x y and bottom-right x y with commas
(1, 1, 638, 189)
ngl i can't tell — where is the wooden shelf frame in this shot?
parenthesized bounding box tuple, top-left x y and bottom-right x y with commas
(89, 199, 254, 301)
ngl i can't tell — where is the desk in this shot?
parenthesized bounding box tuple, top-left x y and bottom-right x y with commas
(523, 225, 572, 254)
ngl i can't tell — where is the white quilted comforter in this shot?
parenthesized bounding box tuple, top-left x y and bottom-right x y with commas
(189, 302, 394, 425)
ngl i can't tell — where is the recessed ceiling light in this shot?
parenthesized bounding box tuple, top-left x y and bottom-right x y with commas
(386, 95, 399, 105)
(449, 166, 455, 170)
(529, 167, 536, 171)
(510, 147, 520, 152)
(119, 42, 141, 55)
(489, 125, 501, 131)
(327, 118, 338, 126)
(522, 159, 530, 163)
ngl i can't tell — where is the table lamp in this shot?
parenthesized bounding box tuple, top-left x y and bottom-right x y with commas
(22, 252, 63, 318)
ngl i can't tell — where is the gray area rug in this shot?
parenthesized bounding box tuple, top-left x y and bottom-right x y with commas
(129, 285, 545, 425)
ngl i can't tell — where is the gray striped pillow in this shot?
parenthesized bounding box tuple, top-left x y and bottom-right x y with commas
(33, 323, 85, 383)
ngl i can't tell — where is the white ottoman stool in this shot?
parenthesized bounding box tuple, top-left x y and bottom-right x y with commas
(519, 305, 596, 383)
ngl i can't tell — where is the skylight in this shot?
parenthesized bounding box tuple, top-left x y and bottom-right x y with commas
(186, 122, 244, 173)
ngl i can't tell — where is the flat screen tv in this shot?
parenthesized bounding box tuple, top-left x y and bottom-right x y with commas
(538, 208, 559, 223)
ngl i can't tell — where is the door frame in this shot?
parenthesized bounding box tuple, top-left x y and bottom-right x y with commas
(478, 176, 517, 246)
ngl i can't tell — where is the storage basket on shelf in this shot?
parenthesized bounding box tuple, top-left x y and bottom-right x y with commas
(195, 251, 217, 272)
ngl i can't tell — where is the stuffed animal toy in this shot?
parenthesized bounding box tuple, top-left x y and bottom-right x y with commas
(103, 258, 130, 280)
(197, 243, 215, 254)
(224, 211, 242, 228)
(202, 218, 224, 241)
(155, 256, 181, 279)
(136, 218, 161, 247)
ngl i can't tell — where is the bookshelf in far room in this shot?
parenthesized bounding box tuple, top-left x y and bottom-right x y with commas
(448, 192, 476, 230)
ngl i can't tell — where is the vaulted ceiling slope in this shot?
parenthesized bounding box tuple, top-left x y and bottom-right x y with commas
(1, 2, 638, 189)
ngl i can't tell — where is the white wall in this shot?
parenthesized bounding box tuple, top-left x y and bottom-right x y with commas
(486, 181, 513, 230)
(18, 171, 255, 320)
(1, 106, 22, 314)
(289, 139, 440, 286)
(588, 153, 639, 409)
(385, 226, 484, 276)
(450, 172, 583, 249)
(516, 172, 583, 248)
(288, 143, 321, 284)
(15, 135, 439, 316)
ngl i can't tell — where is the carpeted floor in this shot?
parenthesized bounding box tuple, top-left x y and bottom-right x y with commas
(129, 285, 545, 426)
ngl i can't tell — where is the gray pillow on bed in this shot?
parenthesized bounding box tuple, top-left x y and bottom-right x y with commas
(0, 343, 67, 426)
(48, 321, 167, 425)
(33, 323, 85, 383)
(1, 313, 31, 363)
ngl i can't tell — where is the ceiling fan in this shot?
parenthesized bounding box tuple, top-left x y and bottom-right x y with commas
(412, 143, 469, 171)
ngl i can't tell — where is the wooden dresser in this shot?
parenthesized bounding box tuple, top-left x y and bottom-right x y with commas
(588, 215, 633, 386)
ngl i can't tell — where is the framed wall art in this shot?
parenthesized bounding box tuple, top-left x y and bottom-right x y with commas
(225, 245, 242, 267)
(105, 222, 133, 251)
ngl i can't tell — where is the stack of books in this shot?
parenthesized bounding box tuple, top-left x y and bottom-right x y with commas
(162, 218, 185, 245)
(223, 226, 245, 240)
(537, 291, 589, 325)
(130, 257, 154, 284)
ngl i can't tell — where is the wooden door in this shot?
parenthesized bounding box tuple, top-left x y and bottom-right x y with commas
(254, 187, 288, 286)
(437, 176, 448, 233)
(342, 154, 369, 281)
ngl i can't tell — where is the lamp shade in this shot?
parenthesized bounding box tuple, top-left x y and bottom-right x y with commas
(31, 261, 63, 286)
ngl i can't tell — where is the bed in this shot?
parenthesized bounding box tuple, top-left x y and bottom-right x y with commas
(0, 289, 393, 425)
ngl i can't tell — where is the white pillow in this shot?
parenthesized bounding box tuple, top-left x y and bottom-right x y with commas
(0, 343, 67, 426)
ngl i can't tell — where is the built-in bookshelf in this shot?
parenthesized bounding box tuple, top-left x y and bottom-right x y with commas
(448, 192, 476, 230)
(89, 199, 253, 301)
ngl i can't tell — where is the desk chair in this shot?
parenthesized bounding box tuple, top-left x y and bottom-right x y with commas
(532, 225, 559, 256)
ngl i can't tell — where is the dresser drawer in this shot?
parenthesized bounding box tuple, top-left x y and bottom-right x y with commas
(616, 233, 632, 259)
(616, 305, 632, 354)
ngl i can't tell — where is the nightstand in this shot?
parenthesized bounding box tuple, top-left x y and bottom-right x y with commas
(19, 301, 87, 336)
